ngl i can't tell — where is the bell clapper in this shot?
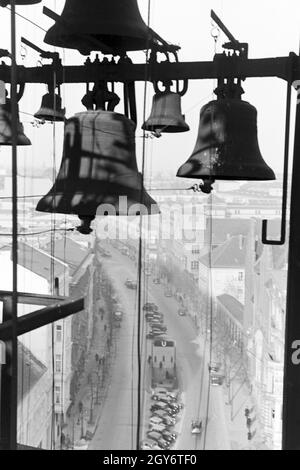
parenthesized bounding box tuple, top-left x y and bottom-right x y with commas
(200, 178, 215, 194)
(76, 216, 95, 235)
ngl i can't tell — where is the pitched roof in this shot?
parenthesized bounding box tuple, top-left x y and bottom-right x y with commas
(16, 242, 67, 281)
(204, 218, 251, 246)
(200, 235, 246, 268)
(43, 237, 90, 275)
(18, 341, 47, 402)
(217, 294, 244, 324)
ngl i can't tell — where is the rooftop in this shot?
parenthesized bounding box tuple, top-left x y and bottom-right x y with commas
(217, 294, 244, 324)
(200, 235, 246, 268)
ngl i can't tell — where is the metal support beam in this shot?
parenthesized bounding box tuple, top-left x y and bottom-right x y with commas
(0, 55, 298, 85)
(0, 296, 84, 450)
(0, 297, 84, 341)
(282, 79, 300, 450)
(0, 290, 67, 306)
(0, 297, 13, 450)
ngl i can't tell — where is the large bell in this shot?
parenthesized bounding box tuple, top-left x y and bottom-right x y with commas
(44, 0, 160, 56)
(0, 99, 31, 146)
(34, 92, 66, 122)
(143, 91, 190, 134)
(36, 110, 159, 233)
(177, 98, 275, 183)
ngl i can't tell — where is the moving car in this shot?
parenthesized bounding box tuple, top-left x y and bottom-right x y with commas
(164, 289, 172, 297)
(124, 279, 137, 289)
(191, 420, 203, 435)
(178, 308, 188, 316)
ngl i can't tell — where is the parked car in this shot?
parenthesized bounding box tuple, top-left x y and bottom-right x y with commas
(151, 401, 169, 411)
(149, 415, 164, 425)
(140, 440, 154, 450)
(160, 432, 175, 444)
(152, 394, 173, 402)
(150, 323, 167, 331)
(148, 423, 167, 433)
(210, 374, 225, 386)
(143, 302, 158, 312)
(157, 438, 170, 450)
(146, 432, 169, 450)
(156, 395, 177, 405)
(147, 430, 163, 442)
(153, 278, 161, 284)
(208, 362, 222, 373)
(162, 416, 176, 426)
(152, 410, 176, 426)
(147, 331, 165, 339)
(153, 388, 178, 400)
(146, 316, 164, 324)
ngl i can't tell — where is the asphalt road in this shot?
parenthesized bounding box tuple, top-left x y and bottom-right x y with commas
(89, 240, 231, 450)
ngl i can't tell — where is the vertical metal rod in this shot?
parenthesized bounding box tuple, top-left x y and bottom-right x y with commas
(0, 299, 13, 450)
(282, 75, 300, 449)
(10, 0, 18, 451)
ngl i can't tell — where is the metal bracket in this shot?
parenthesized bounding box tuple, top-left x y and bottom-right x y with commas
(211, 10, 248, 58)
(262, 54, 294, 245)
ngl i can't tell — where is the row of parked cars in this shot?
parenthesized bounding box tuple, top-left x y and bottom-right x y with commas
(144, 303, 168, 340)
(141, 388, 183, 450)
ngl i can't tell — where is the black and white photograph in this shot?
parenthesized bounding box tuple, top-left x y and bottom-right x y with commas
(0, 0, 299, 453)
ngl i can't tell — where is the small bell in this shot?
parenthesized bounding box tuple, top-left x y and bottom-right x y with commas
(143, 91, 189, 134)
(0, 99, 31, 146)
(34, 92, 66, 122)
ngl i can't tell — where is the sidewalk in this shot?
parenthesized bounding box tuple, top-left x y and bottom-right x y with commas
(60, 306, 116, 450)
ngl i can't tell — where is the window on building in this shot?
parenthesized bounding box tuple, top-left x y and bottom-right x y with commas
(55, 354, 62, 373)
(191, 261, 199, 270)
(238, 271, 244, 281)
(56, 325, 62, 342)
(55, 386, 61, 404)
(192, 245, 200, 254)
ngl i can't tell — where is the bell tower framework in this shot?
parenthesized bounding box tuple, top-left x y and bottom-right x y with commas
(0, 4, 300, 451)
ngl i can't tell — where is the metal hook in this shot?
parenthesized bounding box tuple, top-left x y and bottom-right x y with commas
(262, 60, 292, 245)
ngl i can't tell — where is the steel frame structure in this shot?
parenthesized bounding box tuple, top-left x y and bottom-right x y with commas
(1, 5, 300, 451)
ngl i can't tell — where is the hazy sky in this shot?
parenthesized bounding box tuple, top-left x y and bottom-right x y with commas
(1, 0, 300, 182)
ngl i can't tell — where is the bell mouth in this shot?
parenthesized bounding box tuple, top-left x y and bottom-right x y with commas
(177, 145, 276, 181)
(142, 121, 190, 134)
(34, 109, 66, 122)
(0, 135, 31, 146)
